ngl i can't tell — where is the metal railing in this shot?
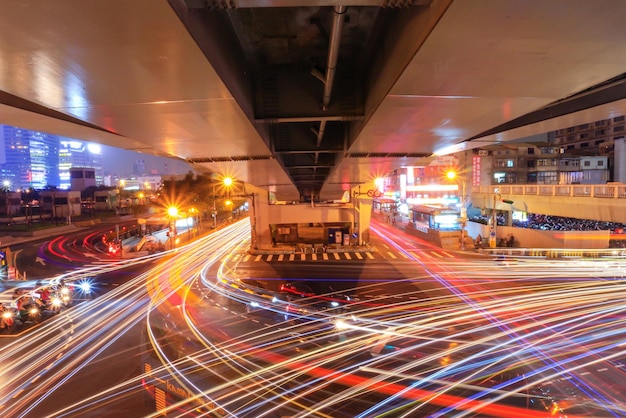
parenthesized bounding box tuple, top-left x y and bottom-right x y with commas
(478, 184, 626, 199)
(479, 247, 626, 259)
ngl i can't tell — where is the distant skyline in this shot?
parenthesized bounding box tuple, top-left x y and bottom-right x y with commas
(0, 123, 196, 189)
(100, 144, 193, 177)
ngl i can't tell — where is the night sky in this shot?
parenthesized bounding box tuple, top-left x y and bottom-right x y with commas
(101, 144, 193, 177)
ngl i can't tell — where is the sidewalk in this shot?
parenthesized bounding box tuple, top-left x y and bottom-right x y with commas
(0, 224, 82, 248)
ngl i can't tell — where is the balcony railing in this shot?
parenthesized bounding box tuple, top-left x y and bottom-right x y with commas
(478, 184, 626, 199)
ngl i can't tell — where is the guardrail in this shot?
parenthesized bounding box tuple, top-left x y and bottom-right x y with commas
(479, 247, 626, 259)
(478, 184, 626, 199)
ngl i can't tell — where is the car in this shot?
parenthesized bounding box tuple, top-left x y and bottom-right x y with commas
(279, 282, 355, 314)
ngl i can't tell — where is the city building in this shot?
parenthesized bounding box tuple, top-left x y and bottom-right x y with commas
(69, 167, 97, 192)
(117, 175, 162, 192)
(0, 125, 60, 189)
(484, 142, 609, 185)
(0, 191, 22, 217)
(94, 190, 119, 211)
(39, 190, 82, 219)
(133, 159, 146, 176)
(59, 140, 104, 188)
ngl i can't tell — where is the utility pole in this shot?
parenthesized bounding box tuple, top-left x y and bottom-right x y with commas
(213, 183, 217, 229)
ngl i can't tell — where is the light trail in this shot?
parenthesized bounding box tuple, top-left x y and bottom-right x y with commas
(3, 217, 626, 416)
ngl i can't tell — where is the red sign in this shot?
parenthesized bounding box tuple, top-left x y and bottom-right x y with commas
(472, 156, 481, 186)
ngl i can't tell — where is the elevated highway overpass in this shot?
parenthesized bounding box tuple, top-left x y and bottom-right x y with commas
(2, 1, 626, 247)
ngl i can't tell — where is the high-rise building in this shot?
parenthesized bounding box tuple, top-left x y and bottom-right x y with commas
(59, 140, 104, 188)
(0, 125, 59, 189)
(133, 159, 146, 176)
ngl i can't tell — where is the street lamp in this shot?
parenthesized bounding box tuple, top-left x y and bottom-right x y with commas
(167, 206, 178, 249)
(217, 177, 258, 250)
(446, 170, 467, 250)
(2, 180, 9, 218)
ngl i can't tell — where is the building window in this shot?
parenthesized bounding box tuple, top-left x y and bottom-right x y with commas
(595, 129, 605, 135)
(537, 159, 557, 166)
(584, 161, 591, 167)
(527, 148, 535, 155)
(598, 160, 604, 166)
(493, 172, 516, 184)
(580, 142, 589, 148)
(567, 135, 575, 141)
(537, 171, 558, 184)
(595, 140, 604, 146)
(566, 127, 576, 133)
(527, 160, 536, 168)
(595, 120, 606, 127)
(614, 125, 625, 132)
(579, 133, 589, 139)
(493, 159, 515, 168)
(567, 145, 575, 150)
(614, 116, 625, 122)
(579, 123, 589, 129)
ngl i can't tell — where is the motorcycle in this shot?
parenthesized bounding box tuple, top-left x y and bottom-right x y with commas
(56, 286, 73, 307)
(17, 299, 44, 324)
(0, 306, 16, 333)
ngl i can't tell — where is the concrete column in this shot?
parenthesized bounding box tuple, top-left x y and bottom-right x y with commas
(615, 138, 626, 183)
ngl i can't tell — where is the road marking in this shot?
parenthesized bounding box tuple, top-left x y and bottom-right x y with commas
(386, 252, 397, 259)
(431, 252, 443, 258)
(278, 254, 284, 261)
(400, 252, 409, 259)
(300, 253, 305, 261)
(312, 254, 317, 261)
(289, 254, 295, 261)
(35, 256, 46, 266)
(243, 254, 251, 262)
(323, 253, 329, 260)
(344, 253, 352, 260)
(333, 253, 340, 260)
(266, 255, 274, 262)
(255, 255, 262, 262)
(355, 252, 363, 260)
(366, 252, 374, 259)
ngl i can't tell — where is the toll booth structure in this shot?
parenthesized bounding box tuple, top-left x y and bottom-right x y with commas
(405, 204, 462, 249)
